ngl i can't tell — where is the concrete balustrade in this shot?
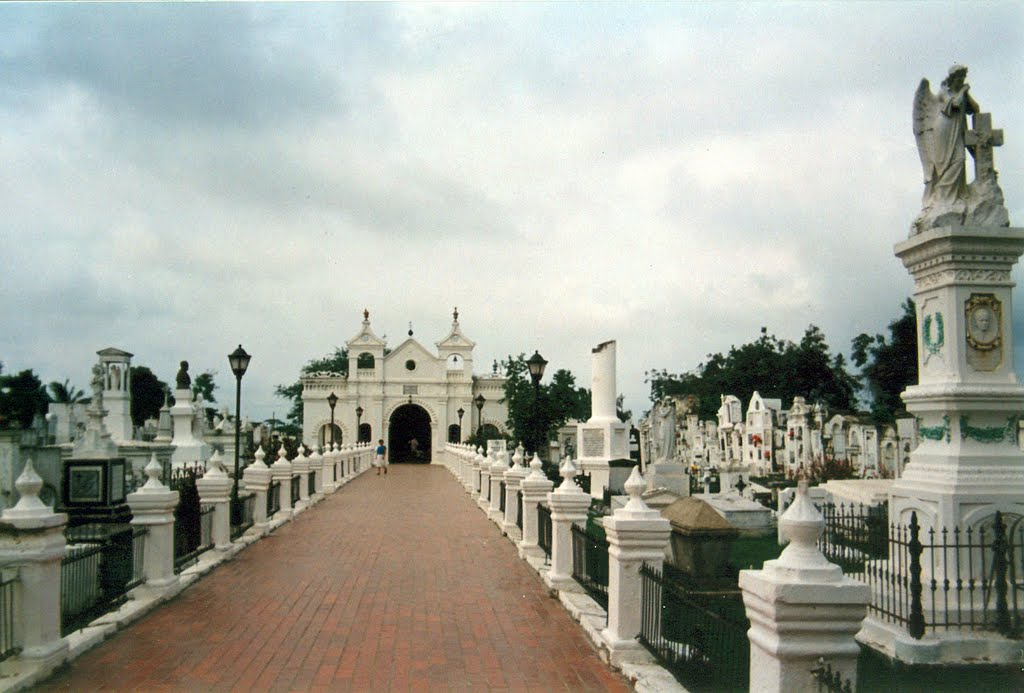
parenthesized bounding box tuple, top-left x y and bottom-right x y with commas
(0, 459, 69, 668)
(292, 446, 311, 511)
(128, 455, 181, 592)
(243, 445, 273, 532)
(518, 453, 553, 560)
(309, 446, 325, 499)
(487, 450, 507, 523)
(270, 446, 293, 520)
(545, 457, 592, 590)
(502, 446, 528, 537)
(196, 451, 233, 551)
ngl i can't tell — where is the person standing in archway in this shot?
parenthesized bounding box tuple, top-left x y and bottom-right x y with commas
(375, 439, 388, 475)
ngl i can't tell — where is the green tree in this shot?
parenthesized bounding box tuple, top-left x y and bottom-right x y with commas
(192, 370, 217, 403)
(130, 366, 169, 427)
(275, 347, 349, 430)
(48, 379, 86, 403)
(646, 325, 858, 420)
(0, 369, 50, 429)
(852, 299, 918, 424)
(498, 354, 590, 461)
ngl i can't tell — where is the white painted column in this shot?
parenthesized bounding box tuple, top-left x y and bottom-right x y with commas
(546, 457, 592, 589)
(519, 453, 554, 559)
(270, 446, 293, 520)
(502, 445, 529, 536)
(471, 447, 484, 497)
(196, 452, 233, 551)
(591, 340, 618, 422)
(128, 455, 181, 591)
(0, 459, 69, 665)
(309, 446, 325, 500)
(293, 446, 310, 511)
(740, 481, 869, 693)
(488, 450, 508, 523)
(478, 450, 493, 510)
(600, 466, 671, 666)
(323, 444, 338, 493)
(242, 445, 272, 532)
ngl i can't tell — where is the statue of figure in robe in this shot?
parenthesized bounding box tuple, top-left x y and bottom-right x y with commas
(912, 65, 1009, 234)
(653, 397, 677, 462)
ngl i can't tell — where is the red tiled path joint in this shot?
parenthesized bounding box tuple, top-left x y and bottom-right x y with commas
(36, 464, 632, 692)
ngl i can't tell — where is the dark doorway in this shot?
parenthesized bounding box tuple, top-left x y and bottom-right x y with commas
(388, 404, 432, 463)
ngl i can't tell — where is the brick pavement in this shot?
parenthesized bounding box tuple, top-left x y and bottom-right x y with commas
(35, 464, 632, 692)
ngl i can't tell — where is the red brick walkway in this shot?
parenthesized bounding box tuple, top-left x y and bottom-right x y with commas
(36, 464, 631, 692)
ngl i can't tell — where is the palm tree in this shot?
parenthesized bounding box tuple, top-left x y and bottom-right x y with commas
(49, 379, 85, 403)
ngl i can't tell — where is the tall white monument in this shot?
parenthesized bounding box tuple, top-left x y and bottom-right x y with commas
(97, 347, 133, 442)
(575, 340, 628, 498)
(892, 65, 1022, 536)
(170, 360, 209, 467)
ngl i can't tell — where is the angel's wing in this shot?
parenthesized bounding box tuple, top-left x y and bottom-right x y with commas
(913, 78, 938, 177)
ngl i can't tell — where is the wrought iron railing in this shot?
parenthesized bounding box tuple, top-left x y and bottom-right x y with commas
(499, 481, 506, 513)
(61, 542, 104, 635)
(571, 523, 609, 610)
(537, 503, 553, 562)
(516, 490, 524, 531)
(61, 524, 144, 636)
(291, 475, 301, 505)
(174, 504, 215, 574)
(0, 573, 18, 662)
(267, 480, 281, 518)
(308, 470, 316, 497)
(639, 563, 750, 691)
(230, 492, 256, 540)
(820, 508, 1023, 640)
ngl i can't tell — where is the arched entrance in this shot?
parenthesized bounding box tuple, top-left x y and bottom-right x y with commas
(388, 404, 432, 463)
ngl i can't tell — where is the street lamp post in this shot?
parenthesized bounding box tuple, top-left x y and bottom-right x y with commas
(457, 407, 465, 442)
(228, 345, 251, 526)
(526, 350, 548, 459)
(474, 394, 485, 439)
(328, 393, 338, 448)
(355, 405, 363, 442)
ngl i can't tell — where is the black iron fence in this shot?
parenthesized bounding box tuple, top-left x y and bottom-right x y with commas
(537, 503, 552, 562)
(308, 470, 316, 497)
(61, 523, 146, 636)
(820, 506, 1023, 640)
(290, 475, 301, 505)
(639, 563, 750, 692)
(499, 481, 506, 513)
(0, 573, 18, 662)
(516, 490, 523, 531)
(230, 492, 256, 540)
(174, 504, 214, 574)
(267, 480, 281, 518)
(571, 522, 609, 610)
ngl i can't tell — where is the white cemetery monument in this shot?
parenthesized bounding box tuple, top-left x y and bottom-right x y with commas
(575, 340, 629, 497)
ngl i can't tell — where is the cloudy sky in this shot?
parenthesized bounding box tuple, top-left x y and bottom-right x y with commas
(2, 1, 1022, 423)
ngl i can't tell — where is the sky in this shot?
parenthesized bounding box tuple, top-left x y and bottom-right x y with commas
(2, 1, 1022, 424)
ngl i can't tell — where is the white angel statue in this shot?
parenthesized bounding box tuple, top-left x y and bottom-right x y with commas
(911, 65, 1008, 234)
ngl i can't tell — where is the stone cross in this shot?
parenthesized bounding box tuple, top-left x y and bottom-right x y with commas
(966, 112, 1003, 182)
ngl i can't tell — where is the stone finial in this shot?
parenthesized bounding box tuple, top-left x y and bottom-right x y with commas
(765, 479, 842, 582)
(526, 452, 545, 479)
(558, 456, 579, 491)
(277, 446, 288, 464)
(453, 307, 459, 323)
(206, 450, 226, 476)
(512, 445, 524, 469)
(253, 445, 268, 469)
(363, 308, 369, 322)
(143, 454, 165, 490)
(2, 458, 50, 519)
(623, 466, 646, 509)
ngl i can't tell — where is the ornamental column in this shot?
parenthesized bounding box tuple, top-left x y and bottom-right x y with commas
(196, 451, 233, 551)
(600, 466, 671, 666)
(488, 450, 508, 524)
(0, 460, 69, 665)
(270, 446, 293, 520)
(545, 457, 592, 589)
(309, 446, 325, 500)
(740, 481, 869, 693)
(502, 445, 529, 537)
(128, 455, 180, 591)
(242, 445, 272, 533)
(519, 454, 555, 559)
(576, 341, 629, 498)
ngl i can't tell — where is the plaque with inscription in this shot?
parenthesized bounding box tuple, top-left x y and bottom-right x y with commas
(582, 429, 605, 458)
